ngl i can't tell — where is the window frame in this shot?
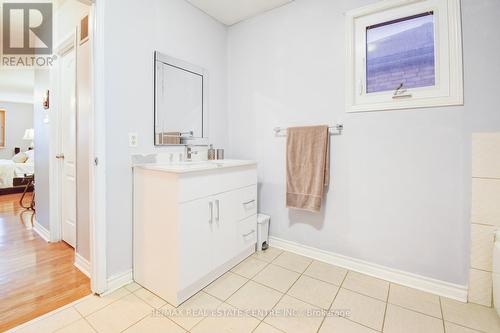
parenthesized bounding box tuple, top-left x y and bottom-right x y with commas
(345, 0, 463, 113)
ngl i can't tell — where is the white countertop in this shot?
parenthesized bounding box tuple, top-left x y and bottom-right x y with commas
(134, 159, 257, 174)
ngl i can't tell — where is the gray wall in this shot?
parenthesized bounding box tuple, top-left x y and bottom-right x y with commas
(103, 0, 228, 277)
(101, 0, 500, 286)
(34, 70, 51, 230)
(226, 0, 500, 285)
(0, 102, 33, 159)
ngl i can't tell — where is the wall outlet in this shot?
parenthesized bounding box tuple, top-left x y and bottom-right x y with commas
(129, 133, 138, 147)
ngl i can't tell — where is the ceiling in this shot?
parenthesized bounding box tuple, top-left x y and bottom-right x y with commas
(186, 0, 293, 26)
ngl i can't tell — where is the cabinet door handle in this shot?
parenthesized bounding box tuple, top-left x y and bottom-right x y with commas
(243, 230, 255, 238)
(215, 199, 220, 222)
(208, 201, 213, 224)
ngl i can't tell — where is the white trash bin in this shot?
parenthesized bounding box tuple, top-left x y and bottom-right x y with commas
(257, 214, 270, 251)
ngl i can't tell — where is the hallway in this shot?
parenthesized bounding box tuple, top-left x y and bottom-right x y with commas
(0, 193, 90, 331)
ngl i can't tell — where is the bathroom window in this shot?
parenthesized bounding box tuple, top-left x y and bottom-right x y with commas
(346, 0, 463, 112)
(366, 12, 436, 93)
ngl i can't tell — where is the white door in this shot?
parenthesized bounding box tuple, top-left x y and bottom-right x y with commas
(178, 197, 213, 289)
(60, 48, 77, 248)
(211, 192, 238, 268)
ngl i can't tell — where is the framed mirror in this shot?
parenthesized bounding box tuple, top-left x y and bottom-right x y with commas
(154, 51, 208, 145)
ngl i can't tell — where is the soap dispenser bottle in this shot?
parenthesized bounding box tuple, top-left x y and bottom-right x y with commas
(208, 144, 216, 160)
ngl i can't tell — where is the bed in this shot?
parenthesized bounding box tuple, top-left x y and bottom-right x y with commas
(0, 160, 34, 188)
(0, 150, 35, 193)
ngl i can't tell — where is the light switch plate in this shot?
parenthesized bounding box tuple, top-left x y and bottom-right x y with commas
(129, 133, 138, 147)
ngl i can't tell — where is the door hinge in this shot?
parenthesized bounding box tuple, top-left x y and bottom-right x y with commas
(94, 157, 99, 166)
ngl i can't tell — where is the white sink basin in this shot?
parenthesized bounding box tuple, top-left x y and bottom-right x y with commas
(135, 159, 256, 174)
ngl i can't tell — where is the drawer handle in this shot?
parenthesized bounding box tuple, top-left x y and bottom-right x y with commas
(242, 199, 256, 207)
(208, 201, 213, 224)
(242, 230, 255, 237)
(215, 199, 220, 222)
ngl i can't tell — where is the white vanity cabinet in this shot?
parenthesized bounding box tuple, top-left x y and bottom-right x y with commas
(133, 160, 257, 306)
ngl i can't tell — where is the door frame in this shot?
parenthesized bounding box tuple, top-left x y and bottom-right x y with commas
(89, 0, 108, 294)
(49, 0, 108, 294)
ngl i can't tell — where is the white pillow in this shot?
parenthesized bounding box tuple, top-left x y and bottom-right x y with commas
(25, 150, 34, 161)
(12, 152, 28, 163)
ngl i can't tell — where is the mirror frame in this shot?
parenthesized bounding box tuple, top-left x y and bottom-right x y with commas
(154, 51, 209, 146)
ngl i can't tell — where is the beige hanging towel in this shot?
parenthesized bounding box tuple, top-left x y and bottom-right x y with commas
(162, 132, 181, 145)
(286, 125, 330, 212)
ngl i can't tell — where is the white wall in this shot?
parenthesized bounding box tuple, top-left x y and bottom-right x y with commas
(0, 102, 33, 159)
(103, 0, 228, 277)
(226, 0, 500, 285)
(0, 70, 34, 104)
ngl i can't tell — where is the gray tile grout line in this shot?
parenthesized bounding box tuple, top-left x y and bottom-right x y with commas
(161, 294, 208, 333)
(191, 253, 277, 333)
(471, 176, 500, 180)
(469, 267, 494, 273)
(315, 268, 348, 333)
(116, 311, 151, 333)
(302, 271, 346, 286)
(297, 260, 460, 324)
(258, 257, 314, 332)
(442, 320, 489, 333)
(77, 287, 173, 333)
(86, 317, 98, 333)
(44, 316, 82, 333)
(116, 291, 166, 332)
(203, 273, 252, 304)
(235, 250, 286, 333)
(322, 270, 392, 333)
(340, 285, 388, 303)
(439, 296, 446, 333)
(75, 287, 132, 318)
(233, 259, 343, 296)
(439, 297, 490, 333)
(188, 278, 260, 333)
(385, 299, 444, 321)
(380, 283, 391, 332)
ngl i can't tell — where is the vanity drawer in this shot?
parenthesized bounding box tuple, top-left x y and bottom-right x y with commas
(179, 165, 257, 202)
(237, 215, 257, 249)
(221, 185, 257, 223)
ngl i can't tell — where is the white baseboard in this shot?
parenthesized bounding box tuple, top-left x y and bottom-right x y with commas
(33, 221, 50, 243)
(269, 236, 468, 302)
(74, 253, 91, 278)
(103, 269, 133, 296)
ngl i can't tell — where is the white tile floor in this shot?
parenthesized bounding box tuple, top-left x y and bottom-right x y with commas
(10, 247, 500, 333)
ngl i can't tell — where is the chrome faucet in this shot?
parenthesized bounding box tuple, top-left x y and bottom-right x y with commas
(185, 145, 197, 161)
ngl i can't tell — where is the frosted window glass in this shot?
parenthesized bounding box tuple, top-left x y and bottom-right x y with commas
(366, 12, 435, 93)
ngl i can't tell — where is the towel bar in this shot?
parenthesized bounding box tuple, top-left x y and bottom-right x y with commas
(273, 124, 343, 136)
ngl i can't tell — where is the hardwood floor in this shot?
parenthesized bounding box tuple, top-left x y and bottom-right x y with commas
(0, 193, 91, 332)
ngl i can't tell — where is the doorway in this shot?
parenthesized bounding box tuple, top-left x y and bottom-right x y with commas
(0, 0, 104, 330)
